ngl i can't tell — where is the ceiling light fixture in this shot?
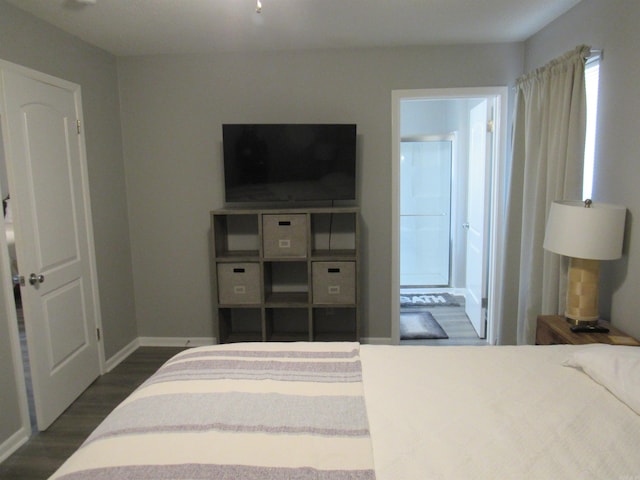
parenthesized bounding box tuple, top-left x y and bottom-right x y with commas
(256, 0, 262, 13)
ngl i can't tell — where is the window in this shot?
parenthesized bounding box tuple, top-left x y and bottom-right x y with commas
(582, 56, 600, 200)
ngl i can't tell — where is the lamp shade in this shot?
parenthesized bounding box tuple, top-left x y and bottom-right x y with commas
(543, 200, 626, 260)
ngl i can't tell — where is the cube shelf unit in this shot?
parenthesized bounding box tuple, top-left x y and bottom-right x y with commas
(211, 207, 360, 343)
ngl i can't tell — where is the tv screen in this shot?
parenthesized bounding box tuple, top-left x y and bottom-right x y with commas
(222, 124, 356, 203)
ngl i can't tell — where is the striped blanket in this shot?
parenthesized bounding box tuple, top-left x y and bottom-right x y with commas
(49, 342, 376, 479)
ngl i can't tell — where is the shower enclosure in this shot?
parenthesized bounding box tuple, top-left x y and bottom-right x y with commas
(399, 135, 453, 287)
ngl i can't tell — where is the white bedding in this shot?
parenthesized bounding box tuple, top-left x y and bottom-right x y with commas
(49, 343, 640, 479)
(361, 344, 640, 479)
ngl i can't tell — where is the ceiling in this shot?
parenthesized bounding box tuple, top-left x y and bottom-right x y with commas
(7, 0, 582, 57)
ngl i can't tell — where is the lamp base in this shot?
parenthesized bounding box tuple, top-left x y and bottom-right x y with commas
(565, 257, 600, 323)
(564, 317, 599, 327)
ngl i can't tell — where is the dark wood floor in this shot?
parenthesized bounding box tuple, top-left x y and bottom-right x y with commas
(399, 291, 488, 346)
(0, 347, 184, 480)
(400, 305, 488, 346)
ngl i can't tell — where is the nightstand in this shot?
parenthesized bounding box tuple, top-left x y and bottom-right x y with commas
(536, 315, 640, 346)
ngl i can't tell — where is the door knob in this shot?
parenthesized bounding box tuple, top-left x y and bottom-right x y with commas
(29, 273, 44, 285)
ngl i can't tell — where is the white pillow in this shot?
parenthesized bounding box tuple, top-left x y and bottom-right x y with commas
(564, 344, 640, 415)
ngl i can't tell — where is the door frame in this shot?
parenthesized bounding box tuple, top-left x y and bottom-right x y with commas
(391, 86, 509, 345)
(0, 58, 105, 435)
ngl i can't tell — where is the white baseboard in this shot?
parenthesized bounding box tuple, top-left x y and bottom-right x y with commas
(103, 337, 216, 373)
(105, 337, 140, 372)
(105, 335, 378, 374)
(0, 426, 29, 464)
(138, 336, 216, 348)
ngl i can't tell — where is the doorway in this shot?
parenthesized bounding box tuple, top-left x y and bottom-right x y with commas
(391, 87, 508, 345)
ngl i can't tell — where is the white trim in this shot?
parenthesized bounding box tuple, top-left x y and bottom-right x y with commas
(0, 205, 32, 456)
(74, 84, 107, 374)
(391, 87, 509, 346)
(104, 337, 140, 372)
(138, 337, 217, 347)
(485, 89, 509, 346)
(102, 335, 390, 371)
(0, 224, 33, 443)
(0, 59, 79, 92)
(392, 86, 509, 100)
(0, 426, 30, 464)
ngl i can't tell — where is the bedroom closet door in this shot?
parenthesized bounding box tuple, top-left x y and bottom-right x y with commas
(1, 64, 102, 431)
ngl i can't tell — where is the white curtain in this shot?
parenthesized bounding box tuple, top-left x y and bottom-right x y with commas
(499, 45, 590, 345)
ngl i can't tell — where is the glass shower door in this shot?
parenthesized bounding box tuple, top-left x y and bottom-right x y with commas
(400, 137, 452, 287)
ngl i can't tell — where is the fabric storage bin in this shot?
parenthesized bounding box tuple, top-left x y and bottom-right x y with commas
(217, 263, 261, 304)
(312, 261, 356, 304)
(263, 214, 308, 258)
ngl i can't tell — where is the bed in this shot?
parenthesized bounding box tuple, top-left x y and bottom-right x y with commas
(49, 341, 640, 479)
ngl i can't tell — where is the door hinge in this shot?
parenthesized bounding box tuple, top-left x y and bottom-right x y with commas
(481, 297, 488, 308)
(96, 327, 101, 341)
(77, 119, 81, 134)
(487, 120, 494, 133)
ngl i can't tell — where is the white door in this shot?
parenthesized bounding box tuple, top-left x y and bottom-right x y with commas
(400, 138, 452, 286)
(1, 66, 102, 430)
(465, 99, 491, 338)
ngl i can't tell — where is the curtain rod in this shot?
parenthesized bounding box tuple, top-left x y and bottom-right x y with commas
(512, 46, 601, 91)
(587, 48, 603, 61)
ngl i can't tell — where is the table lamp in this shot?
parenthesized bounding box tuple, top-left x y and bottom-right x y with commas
(543, 199, 626, 331)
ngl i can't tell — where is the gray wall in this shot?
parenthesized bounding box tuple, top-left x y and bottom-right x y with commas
(0, 1, 137, 357)
(524, 0, 640, 339)
(117, 44, 524, 340)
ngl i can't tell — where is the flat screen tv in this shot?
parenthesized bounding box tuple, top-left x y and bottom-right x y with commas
(222, 124, 356, 203)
